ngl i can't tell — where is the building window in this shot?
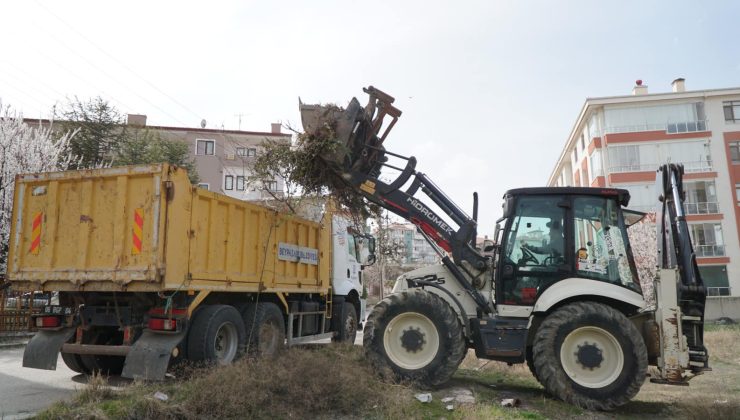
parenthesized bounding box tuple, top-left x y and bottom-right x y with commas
(196, 139, 215, 155)
(730, 142, 740, 163)
(197, 183, 209, 190)
(236, 147, 256, 157)
(689, 223, 725, 257)
(236, 176, 245, 191)
(264, 180, 278, 191)
(684, 181, 718, 214)
(224, 175, 234, 190)
(699, 265, 731, 296)
(723, 101, 740, 122)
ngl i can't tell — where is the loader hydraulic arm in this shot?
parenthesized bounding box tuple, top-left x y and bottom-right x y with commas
(656, 163, 709, 373)
(300, 87, 491, 312)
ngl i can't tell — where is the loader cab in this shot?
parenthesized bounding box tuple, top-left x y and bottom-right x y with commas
(494, 188, 642, 306)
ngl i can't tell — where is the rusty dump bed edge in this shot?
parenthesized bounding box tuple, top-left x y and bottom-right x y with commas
(7, 164, 333, 294)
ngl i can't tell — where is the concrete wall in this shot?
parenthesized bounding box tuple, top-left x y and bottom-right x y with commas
(705, 296, 740, 321)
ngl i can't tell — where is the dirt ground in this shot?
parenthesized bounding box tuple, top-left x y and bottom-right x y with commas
(38, 324, 740, 419)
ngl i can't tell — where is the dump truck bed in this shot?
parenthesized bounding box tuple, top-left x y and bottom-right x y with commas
(7, 164, 331, 294)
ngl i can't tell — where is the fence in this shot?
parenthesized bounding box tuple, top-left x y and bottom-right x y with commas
(0, 277, 38, 333)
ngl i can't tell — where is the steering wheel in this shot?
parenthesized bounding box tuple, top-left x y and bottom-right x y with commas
(520, 245, 538, 265)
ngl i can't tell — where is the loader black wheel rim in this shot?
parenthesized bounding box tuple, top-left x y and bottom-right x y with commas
(214, 322, 239, 364)
(560, 326, 623, 388)
(383, 312, 439, 370)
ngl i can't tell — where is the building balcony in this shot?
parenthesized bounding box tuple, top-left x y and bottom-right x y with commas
(707, 287, 731, 297)
(684, 201, 719, 215)
(609, 160, 712, 174)
(602, 120, 709, 135)
(695, 244, 725, 257)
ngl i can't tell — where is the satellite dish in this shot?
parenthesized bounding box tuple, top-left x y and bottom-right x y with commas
(200, 119, 207, 128)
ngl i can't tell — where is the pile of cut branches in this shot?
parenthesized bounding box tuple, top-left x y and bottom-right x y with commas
(250, 108, 379, 223)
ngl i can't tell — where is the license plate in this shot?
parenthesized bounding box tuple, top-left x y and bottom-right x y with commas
(42, 305, 73, 315)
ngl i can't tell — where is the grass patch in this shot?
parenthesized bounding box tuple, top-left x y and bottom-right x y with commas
(705, 324, 740, 364)
(39, 345, 417, 419)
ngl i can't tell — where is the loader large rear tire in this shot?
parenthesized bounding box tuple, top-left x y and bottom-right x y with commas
(532, 301, 647, 411)
(363, 290, 465, 387)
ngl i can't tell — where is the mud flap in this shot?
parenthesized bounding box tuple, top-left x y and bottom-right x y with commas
(121, 330, 186, 381)
(22, 328, 76, 370)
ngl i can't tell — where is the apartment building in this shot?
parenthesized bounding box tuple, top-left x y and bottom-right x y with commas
(384, 222, 441, 266)
(130, 115, 291, 201)
(548, 79, 740, 302)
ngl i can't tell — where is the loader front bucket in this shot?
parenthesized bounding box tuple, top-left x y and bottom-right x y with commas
(299, 86, 402, 178)
(299, 97, 364, 168)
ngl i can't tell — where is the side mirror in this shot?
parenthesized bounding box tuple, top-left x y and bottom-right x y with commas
(363, 254, 377, 267)
(368, 237, 376, 254)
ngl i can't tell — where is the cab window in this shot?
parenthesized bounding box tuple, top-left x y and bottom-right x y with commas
(501, 196, 567, 305)
(573, 196, 640, 292)
(346, 233, 358, 261)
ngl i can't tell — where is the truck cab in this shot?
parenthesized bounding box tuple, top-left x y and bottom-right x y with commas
(331, 216, 375, 324)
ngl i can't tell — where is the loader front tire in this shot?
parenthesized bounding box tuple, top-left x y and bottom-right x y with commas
(532, 301, 647, 411)
(363, 290, 465, 387)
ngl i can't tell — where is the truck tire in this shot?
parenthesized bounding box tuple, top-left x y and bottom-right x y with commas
(532, 301, 647, 411)
(187, 304, 246, 364)
(332, 301, 358, 343)
(79, 330, 125, 375)
(363, 290, 465, 387)
(61, 352, 89, 374)
(242, 302, 285, 356)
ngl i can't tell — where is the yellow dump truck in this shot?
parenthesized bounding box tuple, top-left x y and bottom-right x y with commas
(7, 164, 374, 379)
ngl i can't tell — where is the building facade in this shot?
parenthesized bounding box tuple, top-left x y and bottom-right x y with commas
(548, 79, 740, 299)
(136, 117, 291, 201)
(385, 222, 441, 266)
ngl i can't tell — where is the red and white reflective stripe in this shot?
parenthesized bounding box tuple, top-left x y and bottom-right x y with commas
(132, 208, 144, 255)
(29, 212, 43, 254)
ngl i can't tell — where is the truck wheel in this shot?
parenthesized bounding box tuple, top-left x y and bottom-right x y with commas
(61, 352, 89, 374)
(332, 302, 358, 343)
(363, 290, 465, 387)
(532, 301, 647, 411)
(187, 304, 246, 364)
(79, 330, 125, 375)
(242, 302, 285, 356)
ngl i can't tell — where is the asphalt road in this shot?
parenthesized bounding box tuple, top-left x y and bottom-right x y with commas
(0, 345, 80, 419)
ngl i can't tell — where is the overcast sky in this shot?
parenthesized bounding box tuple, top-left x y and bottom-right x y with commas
(2, 0, 740, 234)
